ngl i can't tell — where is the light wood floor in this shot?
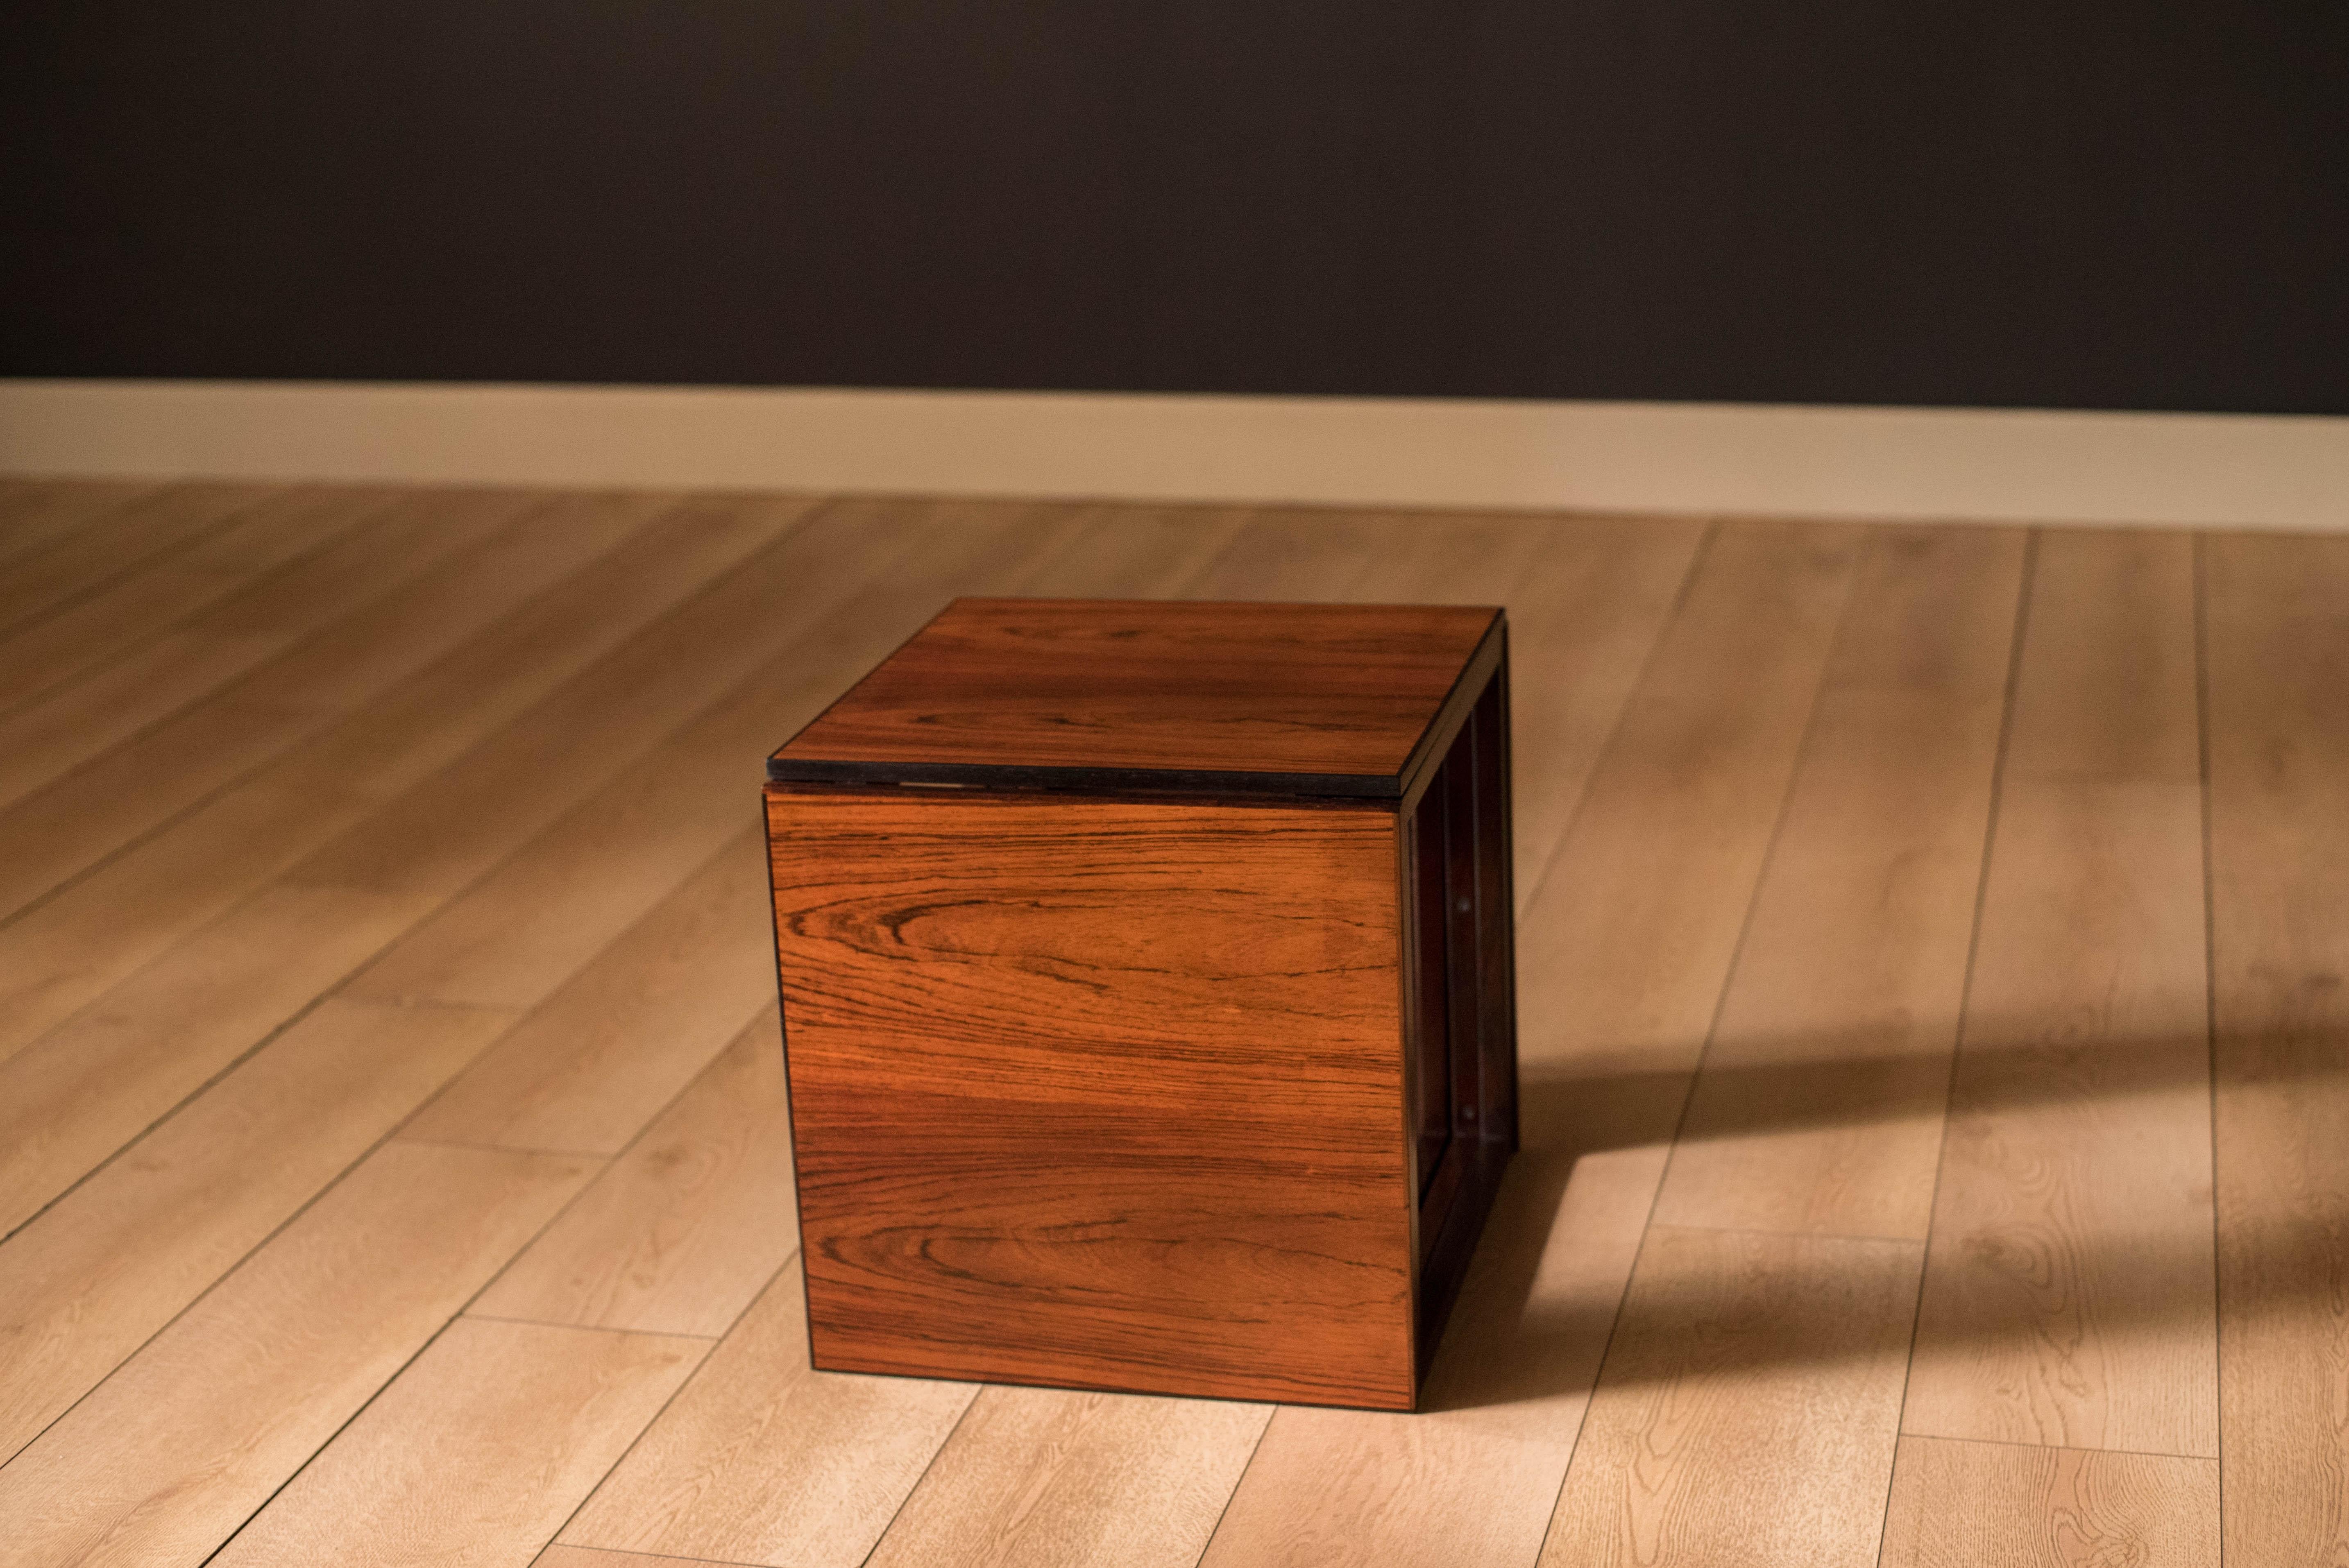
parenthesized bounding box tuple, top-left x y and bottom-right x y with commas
(0, 478, 2342, 1567)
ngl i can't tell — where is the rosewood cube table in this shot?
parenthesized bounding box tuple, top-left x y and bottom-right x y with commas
(763, 598, 1517, 1411)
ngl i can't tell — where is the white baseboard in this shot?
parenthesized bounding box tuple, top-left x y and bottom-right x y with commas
(4, 378, 2345, 530)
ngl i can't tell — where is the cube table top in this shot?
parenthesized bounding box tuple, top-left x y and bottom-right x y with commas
(768, 597, 1502, 799)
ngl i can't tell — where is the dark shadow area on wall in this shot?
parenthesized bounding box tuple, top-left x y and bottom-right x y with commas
(3, 2, 2346, 411)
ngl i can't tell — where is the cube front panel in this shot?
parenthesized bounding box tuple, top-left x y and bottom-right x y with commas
(766, 786, 1417, 1409)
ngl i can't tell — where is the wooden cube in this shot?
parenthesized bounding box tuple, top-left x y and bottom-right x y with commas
(763, 598, 1517, 1410)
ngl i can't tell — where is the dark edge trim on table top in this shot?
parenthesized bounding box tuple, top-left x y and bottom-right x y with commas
(764, 603, 1506, 802)
(765, 757, 1405, 798)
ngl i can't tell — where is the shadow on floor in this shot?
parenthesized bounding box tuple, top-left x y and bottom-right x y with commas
(1421, 1018, 2347, 1412)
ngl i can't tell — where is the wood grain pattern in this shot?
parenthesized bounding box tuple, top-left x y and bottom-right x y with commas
(2202, 530, 2349, 1566)
(0, 483, 389, 714)
(1172, 510, 1546, 654)
(772, 785, 1415, 1407)
(1653, 526, 2023, 1240)
(1878, 1435, 2219, 1567)
(0, 481, 267, 639)
(1492, 516, 1707, 908)
(0, 489, 665, 929)
(210, 1317, 705, 1568)
(0, 884, 421, 1237)
(1512, 520, 1864, 1140)
(1007, 499, 1254, 604)
(469, 1011, 798, 1336)
(1537, 1226, 1924, 1568)
(0, 489, 678, 1038)
(0, 999, 519, 1462)
(0, 1141, 594, 1568)
(1904, 530, 2218, 1459)
(402, 825, 776, 1153)
(0, 485, 538, 818)
(1902, 782, 2217, 1456)
(773, 596, 1497, 786)
(866, 1385, 1271, 1568)
(0, 478, 161, 574)
(560, 1255, 977, 1568)
(2001, 530, 2202, 786)
(1176, 510, 1436, 601)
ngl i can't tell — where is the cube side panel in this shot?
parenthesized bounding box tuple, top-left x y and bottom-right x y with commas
(766, 787, 1413, 1409)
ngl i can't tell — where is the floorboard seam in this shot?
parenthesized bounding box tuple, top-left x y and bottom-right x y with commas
(1648, 1219, 1928, 1250)
(1873, 525, 2039, 1568)
(459, 1313, 722, 1341)
(2190, 528, 2228, 1556)
(0, 486, 395, 727)
(543, 1249, 808, 1564)
(0, 485, 260, 646)
(1891, 1428, 2220, 1466)
(0, 488, 586, 931)
(1188, 1402, 1277, 1568)
(392, 1133, 622, 1162)
(851, 1382, 983, 1568)
(1532, 515, 1855, 1565)
(1510, 518, 1715, 924)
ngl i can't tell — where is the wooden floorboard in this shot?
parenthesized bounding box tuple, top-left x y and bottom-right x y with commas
(0, 483, 390, 714)
(866, 1386, 1270, 1568)
(0, 488, 649, 926)
(0, 1141, 594, 1568)
(1879, 1434, 2219, 1567)
(2202, 530, 2349, 1566)
(1528, 526, 2023, 1566)
(0, 478, 166, 575)
(466, 1011, 798, 1338)
(1539, 1226, 1924, 1568)
(1902, 530, 2219, 1461)
(0, 998, 523, 1462)
(0, 481, 270, 642)
(0, 485, 536, 817)
(556, 1256, 978, 1568)
(209, 1318, 705, 1568)
(397, 825, 777, 1156)
(0, 485, 2331, 1565)
(1651, 525, 2022, 1243)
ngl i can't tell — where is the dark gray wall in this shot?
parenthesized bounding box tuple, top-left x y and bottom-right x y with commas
(6, 3, 2345, 412)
